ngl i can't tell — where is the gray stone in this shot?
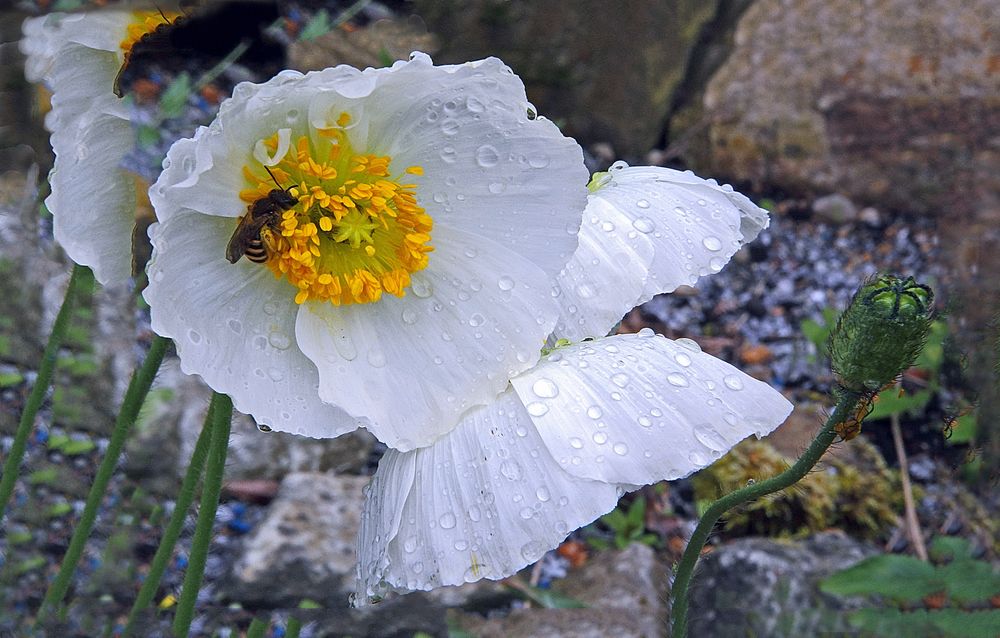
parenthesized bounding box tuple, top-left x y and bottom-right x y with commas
(687, 532, 878, 637)
(811, 193, 858, 224)
(678, 0, 1000, 216)
(413, 0, 726, 156)
(226, 472, 369, 607)
(556, 543, 667, 635)
(456, 607, 661, 638)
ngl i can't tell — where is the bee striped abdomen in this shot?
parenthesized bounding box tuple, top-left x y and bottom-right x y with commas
(245, 241, 268, 263)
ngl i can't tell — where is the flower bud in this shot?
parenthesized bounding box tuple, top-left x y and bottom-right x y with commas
(830, 275, 934, 393)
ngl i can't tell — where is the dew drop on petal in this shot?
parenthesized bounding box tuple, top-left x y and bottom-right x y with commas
(527, 152, 549, 168)
(519, 507, 534, 519)
(694, 425, 729, 452)
(410, 277, 433, 298)
(674, 352, 692, 367)
(592, 431, 608, 445)
(632, 217, 655, 233)
(613, 442, 629, 456)
(702, 236, 723, 251)
(723, 374, 744, 391)
(532, 378, 559, 398)
(367, 349, 387, 368)
(586, 405, 603, 419)
(188, 330, 202, 344)
(439, 512, 457, 529)
(676, 338, 702, 352)
(688, 449, 709, 466)
(667, 373, 689, 387)
(526, 401, 549, 417)
(710, 257, 726, 272)
(498, 275, 515, 291)
(611, 373, 630, 388)
(228, 319, 243, 334)
(500, 460, 523, 480)
(268, 331, 291, 350)
(638, 416, 652, 427)
(636, 199, 650, 209)
(403, 536, 418, 553)
(401, 308, 418, 324)
(569, 437, 583, 449)
(439, 146, 457, 163)
(536, 486, 551, 502)
(521, 541, 545, 562)
(469, 313, 486, 327)
(475, 144, 500, 168)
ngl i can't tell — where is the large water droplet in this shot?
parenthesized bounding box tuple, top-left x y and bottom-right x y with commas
(268, 331, 291, 350)
(723, 374, 744, 391)
(497, 275, 515, 291)
(188, 330, 202, 344)
(613, 442, 629, 456)
(475, 144, 500, 167)
(636, 199, 650, 209)
(536, 486, 551, 502)
(520, 541, 544, 561)
(667, 373, 689, 387)
(702, 236, 723, 251)
(410, 277, 433, 298)
(532, 378, 559, 398)
(469, 313, 486, 327)
(526, 401, 549, 417)
(519, 507, 534, 519)
(593, 431, 608, 445)
(676, 338, 702, 352)
(500, 460, 523, 480)
(439, 146, 457, 163)
(694, 425, 729, 451)
(439, 512, 457, 529)
(440, 118, 460, 136)
(401, 308, 418, 324)
(587, 405, 603, 419)
(403, 536, 418, 553)
(688, 449, 709, 466)
(632, 217, 655, 233)
(228, 319, 243, 334)
(527, 152, 549, 168)
(611, 373, 630, 388)
(674, 352, 692, 367)
(569, 437, 583, 449)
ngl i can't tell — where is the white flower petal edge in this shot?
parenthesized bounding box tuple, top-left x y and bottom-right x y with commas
(356, 390, 621, 599)
(146, 54, 588, 447)
(21, 12, 137, 285)
(356, 330, 792, 598)
(553, 164, 770, 341)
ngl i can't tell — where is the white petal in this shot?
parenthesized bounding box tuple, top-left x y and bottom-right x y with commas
(294, 226, 558, 451)
(359, 54, 588, 278)
(552, 196, 655, 341)
(551, 165, 770, 340)
(356, 389, 619, 600)
(510, 331, 793, 485)
(144, 210, 361, 438)
(47, 94, 135, 285)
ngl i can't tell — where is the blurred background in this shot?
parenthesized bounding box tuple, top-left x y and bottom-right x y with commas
(0, 1, 997, 636)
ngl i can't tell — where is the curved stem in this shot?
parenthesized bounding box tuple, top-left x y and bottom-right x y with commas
(0, 264, 90, 520)
(670, 390, 862, 637)
(122, 395, 218, 637)
(172, 392, 232, 638)
(37, 334, 169, 622)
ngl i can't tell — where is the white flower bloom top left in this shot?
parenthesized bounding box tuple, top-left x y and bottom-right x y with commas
(144, 54, 588, 449)
(21, 11, 179, 285)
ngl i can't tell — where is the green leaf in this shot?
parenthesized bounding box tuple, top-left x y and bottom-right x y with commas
(929, 610, 1000, 638)
(15, 555, 48, 575)
(929, 536, 973, 562)
(868, 388, 932, 420)
(62, 438, 97, 456)
(946, 412, 977, 444)
(938, 560, 1000, 604)
(0, 371, 24, 387)
(8, 529, 32, 545)
(137, 125, 161, 149)
(160, 73, 192, 119)
(47, 501, 73, 517)
(514, 585, 587, 609)
(600, 508, 627, 530)
(48, 433, 70, 450)
(625, 497, 646, 529)
(28, 467, 59, 485)
(820, 555, 941, 603)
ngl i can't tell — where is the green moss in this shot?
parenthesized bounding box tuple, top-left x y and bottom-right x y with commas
(693, 438, 903, 539)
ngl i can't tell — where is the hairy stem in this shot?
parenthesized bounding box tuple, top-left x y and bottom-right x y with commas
(172, 393, 233, 637)
(0, 265, 90, 520)
(38, 334, 169, 622)
(122, 395, 218, 637)
(670, 390, 862, 637)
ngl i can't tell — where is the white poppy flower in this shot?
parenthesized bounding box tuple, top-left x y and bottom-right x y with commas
(21, 10, 180, 285)
(356, 329, 793, 599)
(144, 54, 588, 449)
(553, 162, 770, 341)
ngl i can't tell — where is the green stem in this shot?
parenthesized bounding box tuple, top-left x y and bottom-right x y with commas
(172, 392, 232, 638)
(246, 617, 268, 638)
(37, 334, 169, 622)
(670, 390, 862, 637)
(286, 617, 303, 638)
(0, 264, 90, 521)
(122, 396, 218, 637)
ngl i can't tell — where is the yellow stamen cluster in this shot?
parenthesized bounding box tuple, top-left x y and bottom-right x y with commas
(120, 11, 181, 56)
(238, 114, 433, 306)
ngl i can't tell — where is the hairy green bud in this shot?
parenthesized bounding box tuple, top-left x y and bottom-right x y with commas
(830, 275, 934, 393)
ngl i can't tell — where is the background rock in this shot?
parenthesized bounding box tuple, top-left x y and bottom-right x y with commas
(674, 0, 1000, 217)
(225, 472, 368, 607)
(687, 532, 877, 637)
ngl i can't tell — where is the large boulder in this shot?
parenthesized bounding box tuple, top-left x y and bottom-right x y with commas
(675, 0, 1000, 217)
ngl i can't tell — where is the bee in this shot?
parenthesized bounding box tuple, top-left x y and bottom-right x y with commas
(225, 166, 298, 264)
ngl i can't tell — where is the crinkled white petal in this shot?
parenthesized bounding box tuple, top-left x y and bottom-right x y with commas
(144, 209, 361, 438)
(361, 54, 587, 278)
(47, 93, 134, 285)
(510, 331, 793, 485)
(21, 14, 137, 286)
(295, 226, 558, 451)
(552, 164, 771, 340)
(148, 53, 586, 443)
(356, 389, 620, 600)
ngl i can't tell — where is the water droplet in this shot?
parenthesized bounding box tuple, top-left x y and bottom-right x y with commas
(520, 541, 544, 561)
(497, 275, 515, 291)
(674, 352, 692, 367)
(651, 407, 663, 417)
(439, 146, 457, 163)
(694, 425, 729, 451)
(267, 367, 284, 381)
(676, 338, 702, 352)
(401, 308, 418, 324)
(601, 221, 615, 232)
(638, 416, 652, 427)
(536, 486, 551, 502)
(610, 392, 622, 401)
(723, 374, 744, 391)
(611, 373, 630, 388)
(636, 199, 650, 209)
(439, 512, 457, 529)
(587, 406, 603, 419)
(613, 442, 629, 456)
(526, 401, 549, 417)
(576, 283, 597, 299)
(475, 144, 500, 167)
(187, 330, 202, 344)
(532, 378, 559, 398)
(488, 181, 505, 194)
(593, 431, 608, 445)
(268, 331, 291, 350)
(469, 313, 485, 327)
(440, 118, 460, 136)
(667, 373, 689, 387)
(467, 505, 482, 522)
(519, 507, 534, 520)
(403, 536, 418, 553)
(688, 449, 709, 466)
(609, 160, 629, 171)
(527, 152, 549, 168)
(367, 349, 387, 368)
(257, 423, 272, 432)
(702, 236, 723, 251)
(454, 539, 469, 551)
(632, 217, 655, 233)
(410, 277, 433, 298)
(569, 437, 583, 449)
(466, 96, 485, 112)
(498, 460, 522, 481)
(227, 319, 243, 334)
(709, 257, 726, 272)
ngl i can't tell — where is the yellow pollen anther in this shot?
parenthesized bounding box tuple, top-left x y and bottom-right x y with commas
(241, 114, 433, 307)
